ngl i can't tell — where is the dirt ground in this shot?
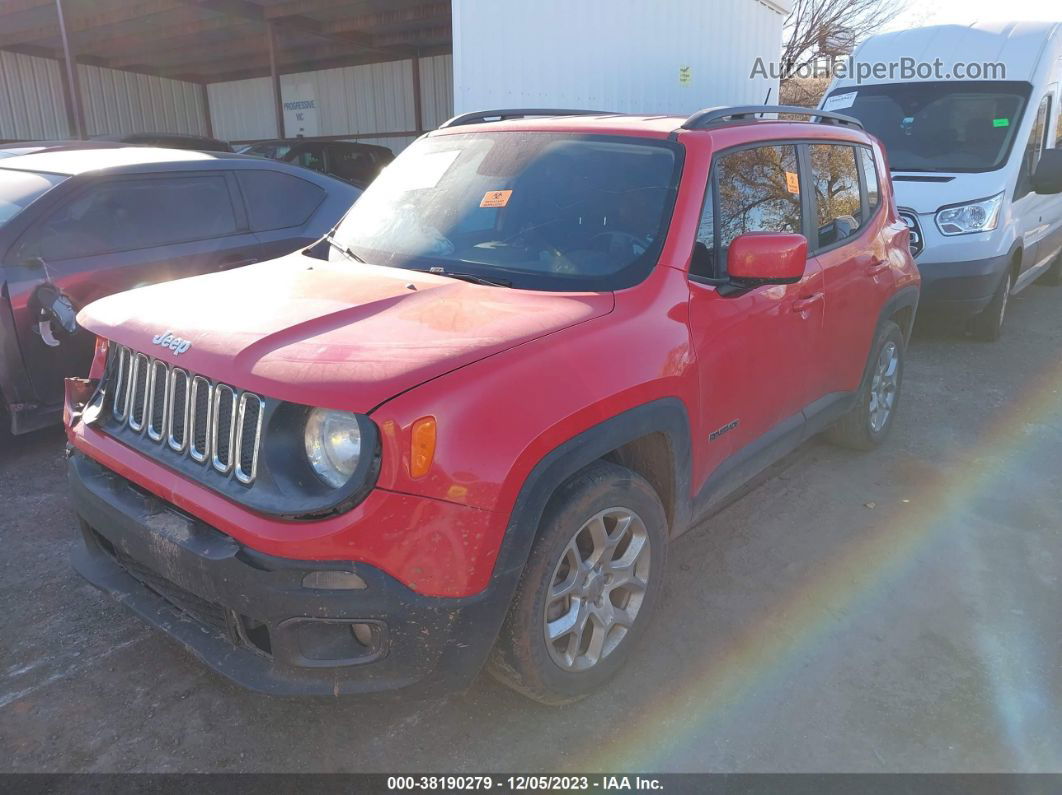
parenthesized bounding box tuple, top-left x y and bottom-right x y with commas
(2, 283, 1061, 773)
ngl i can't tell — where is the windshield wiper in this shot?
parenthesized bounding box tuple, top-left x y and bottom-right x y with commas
(324, 234, 367, 263)
(427, 267, 512, 288)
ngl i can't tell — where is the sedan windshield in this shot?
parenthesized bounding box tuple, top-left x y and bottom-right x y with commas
(0, 169, 65, 228)
(329, 131, 681, 290)
(824, 81, 1031, 172)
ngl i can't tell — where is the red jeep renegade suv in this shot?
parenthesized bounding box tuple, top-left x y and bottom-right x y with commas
(65, 106, 919, 703)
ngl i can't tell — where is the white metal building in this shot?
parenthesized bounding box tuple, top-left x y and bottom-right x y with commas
(0, 0, 790, 152)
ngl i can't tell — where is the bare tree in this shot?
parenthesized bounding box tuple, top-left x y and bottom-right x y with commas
(781, 0, 907, 77)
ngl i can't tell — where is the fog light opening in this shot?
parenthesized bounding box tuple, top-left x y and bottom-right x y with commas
(351, 622, 376, 648)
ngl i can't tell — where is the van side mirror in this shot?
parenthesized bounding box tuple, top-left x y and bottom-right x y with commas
(1032, 149, 1062, 195)
(727, 232, 808, 285)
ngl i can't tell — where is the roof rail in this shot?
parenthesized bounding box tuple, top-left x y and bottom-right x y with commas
(681, 105, 863, 131)
(438, 108, 614, 129)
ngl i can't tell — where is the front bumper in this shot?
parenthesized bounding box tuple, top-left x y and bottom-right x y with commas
(915, 252, 1011, 319)
(69, 451, 516, 697)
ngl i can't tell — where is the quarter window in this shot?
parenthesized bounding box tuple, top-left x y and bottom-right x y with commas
(860, 147, 880, 213)
(236, 170, 326, 231)
(692, 144, 802, 278)
(19, 175, 237, 261)
(809, 144, 863, 248)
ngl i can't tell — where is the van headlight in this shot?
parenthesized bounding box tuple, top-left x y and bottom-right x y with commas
(304, 408, 365, 488)
(935, 193, 1003, 236)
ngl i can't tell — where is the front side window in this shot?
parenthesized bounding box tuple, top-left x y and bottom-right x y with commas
(809, 144, 863, 248)
(692, 144, 802, 279)
(1016, 94, 1051, 199)
(824, 81, 1030, 173)
(330, 131, 682, 291)
(18, 175, 237, 261)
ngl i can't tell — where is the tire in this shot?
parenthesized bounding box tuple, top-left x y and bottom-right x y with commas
(1038, 251, 1062, 286)
(488, 460, 668, 704)
(968, 269, 1011, 342)
(826, 321, 905, 451)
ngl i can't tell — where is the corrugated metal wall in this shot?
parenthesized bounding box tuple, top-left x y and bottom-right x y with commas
(0, 50, 207, 141)
(453, 0, 789, 115)
(207, 53, 454, 151)
(0, 50, 70, 140)
(79, 64, 207, 136)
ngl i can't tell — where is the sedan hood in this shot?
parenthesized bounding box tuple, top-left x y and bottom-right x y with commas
(78, 252, 614, 412)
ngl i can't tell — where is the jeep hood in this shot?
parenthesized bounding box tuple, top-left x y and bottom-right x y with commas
(78, 252, 614, 412)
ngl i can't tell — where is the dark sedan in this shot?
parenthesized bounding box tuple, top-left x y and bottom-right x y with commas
(238, 139, 394, 185)
(0, 148, 360, 435)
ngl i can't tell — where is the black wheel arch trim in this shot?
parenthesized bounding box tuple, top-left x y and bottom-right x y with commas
(878, 284, 920, 344)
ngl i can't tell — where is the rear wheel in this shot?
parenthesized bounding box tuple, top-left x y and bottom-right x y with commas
(827, 321, 904, 451)
(968, 269, 1011, 342)
(488, 460, 668, 704)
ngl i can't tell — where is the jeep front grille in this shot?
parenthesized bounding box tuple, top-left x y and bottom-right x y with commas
(106, 345, 264, 484)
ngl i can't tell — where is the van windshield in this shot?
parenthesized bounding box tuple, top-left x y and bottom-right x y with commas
(329, 131, 682, 291)
(0, 169, 65, 228)
(824, 81, 1031, 173)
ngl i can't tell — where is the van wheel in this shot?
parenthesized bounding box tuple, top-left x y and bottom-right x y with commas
(827, 321, 904, 451)
(1038, 252, 1062, 286)
(968, 270, 1011, 341)
(488, 460, 667, 704)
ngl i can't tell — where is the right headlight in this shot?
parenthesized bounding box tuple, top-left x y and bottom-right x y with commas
(304, 408, 364, 488)
(934, 192, 1003, 236)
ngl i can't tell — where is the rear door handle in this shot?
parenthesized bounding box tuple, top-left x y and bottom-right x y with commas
(865, 259, 890, 276)
(792, 293, 823, 313)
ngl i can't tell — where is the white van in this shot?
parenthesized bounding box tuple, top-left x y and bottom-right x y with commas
(820, 22, 1062, 340)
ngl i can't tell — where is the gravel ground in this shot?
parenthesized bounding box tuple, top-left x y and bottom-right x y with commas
(2, 282, 1060, 773)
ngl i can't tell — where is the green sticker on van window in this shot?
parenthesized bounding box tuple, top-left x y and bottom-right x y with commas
(993, 118, 1010, 127)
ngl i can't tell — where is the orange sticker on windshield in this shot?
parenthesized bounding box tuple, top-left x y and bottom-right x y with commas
(480, 189, 513, 208)
(785, 171, 800, 194)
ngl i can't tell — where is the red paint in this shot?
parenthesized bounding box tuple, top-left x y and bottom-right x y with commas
(727, 232, 808, 282)
(68, 116, 919, 598)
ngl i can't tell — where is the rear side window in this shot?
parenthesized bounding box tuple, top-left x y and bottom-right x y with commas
(808, 144, 862, 249)
(860, 147, 880, 213)
(692, 144, 802, 278)
(19, 174, 237, 261)
(236, 170, 325, 231)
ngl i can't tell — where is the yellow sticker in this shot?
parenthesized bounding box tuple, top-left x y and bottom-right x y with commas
(785, 171, 800, 194)
(480, 189, 513, 208)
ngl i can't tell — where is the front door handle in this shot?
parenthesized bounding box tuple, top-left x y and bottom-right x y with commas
(792, 293, 823, 313)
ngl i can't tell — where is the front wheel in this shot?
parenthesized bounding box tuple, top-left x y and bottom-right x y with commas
(827, 321, 905, 451)
(488, 460, 668, 704)
(968, 269, 1011, 342)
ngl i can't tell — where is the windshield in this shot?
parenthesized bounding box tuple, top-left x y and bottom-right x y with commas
(329, 131, 682, 291)
(824, 81, 1031, 172)
(0, 169, 65, 227)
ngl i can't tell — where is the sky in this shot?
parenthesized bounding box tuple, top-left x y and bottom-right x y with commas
(884, 0, 1059, 31)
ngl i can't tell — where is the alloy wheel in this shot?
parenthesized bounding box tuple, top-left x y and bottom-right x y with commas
(543, 507, 651, 672)
(868, 341, 899, 434)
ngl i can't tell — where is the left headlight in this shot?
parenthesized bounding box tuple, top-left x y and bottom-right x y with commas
(304, 408, 363, 488)
(935, 192, 1003, 236)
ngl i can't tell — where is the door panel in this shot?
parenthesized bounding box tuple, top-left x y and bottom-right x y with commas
(686, 141, 824, 494)
(1014, 93, 1053, 277)
(807, 143, 894, 396)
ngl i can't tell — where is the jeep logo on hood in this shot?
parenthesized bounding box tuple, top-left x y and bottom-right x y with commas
(152, 330, 191, 355)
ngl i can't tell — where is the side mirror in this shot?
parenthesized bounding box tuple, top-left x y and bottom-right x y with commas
(31, 282, 78, 346)
(727, 232, 808, 285)
(1032, 149, 1062, 195)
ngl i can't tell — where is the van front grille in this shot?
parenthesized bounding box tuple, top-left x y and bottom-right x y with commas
(105, 345, 265, 485)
